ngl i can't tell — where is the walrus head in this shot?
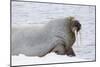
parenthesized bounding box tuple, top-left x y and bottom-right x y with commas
(71, 20, 81, 32)
(67, 16, 81, 33)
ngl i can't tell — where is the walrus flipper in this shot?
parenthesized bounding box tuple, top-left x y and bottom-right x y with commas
(66, 48, 76, 57)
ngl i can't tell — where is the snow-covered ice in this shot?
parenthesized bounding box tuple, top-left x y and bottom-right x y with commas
(11, 1, 96, 66)
(12, 53, 87, 66)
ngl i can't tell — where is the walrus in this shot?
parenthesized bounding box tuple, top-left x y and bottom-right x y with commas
(11, 16, 81, 57)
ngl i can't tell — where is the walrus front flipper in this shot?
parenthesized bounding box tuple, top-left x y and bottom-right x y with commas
(66, 48, 76, 57)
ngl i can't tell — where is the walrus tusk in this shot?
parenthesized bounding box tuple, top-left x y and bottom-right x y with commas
(78, 31, 81, 46)
(74, 30, 81, 46)
(74, 30, 78, 39)
(74, 30, 79, 46)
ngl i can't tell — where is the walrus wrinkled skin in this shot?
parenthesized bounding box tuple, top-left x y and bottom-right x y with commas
(12, 16, 81, 57)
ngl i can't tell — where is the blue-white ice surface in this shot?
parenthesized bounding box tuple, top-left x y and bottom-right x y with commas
(12, 1, 95, 66)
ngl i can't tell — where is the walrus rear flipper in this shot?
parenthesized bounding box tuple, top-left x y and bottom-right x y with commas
(66, 48, 76, 57)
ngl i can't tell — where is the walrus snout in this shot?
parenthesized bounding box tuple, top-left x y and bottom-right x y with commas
(72, 20, 81, 32)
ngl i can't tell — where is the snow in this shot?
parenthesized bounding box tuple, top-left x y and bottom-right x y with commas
(11, 1, 96, 66)
(12, 53, 87, 66)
